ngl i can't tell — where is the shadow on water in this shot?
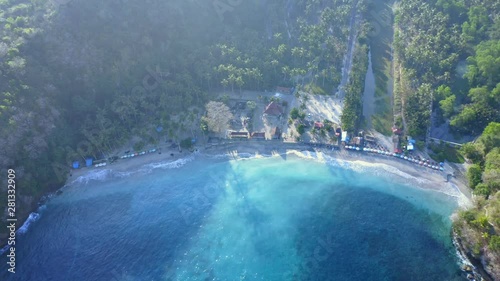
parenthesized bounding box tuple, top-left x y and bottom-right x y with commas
(293, 184, 465, 281)
(0, 158, 235, 281)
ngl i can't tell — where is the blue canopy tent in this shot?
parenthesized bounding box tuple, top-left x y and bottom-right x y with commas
(72, 161, 80, 169)
(85, 158, 93, 167)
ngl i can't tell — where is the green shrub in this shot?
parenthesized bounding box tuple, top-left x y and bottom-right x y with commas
(459, 210, 477, 223)
(474, 183, 491, 197)
(472, 215, 489, 229)
(297, 124, 305, 135)
(180, 138, 193, 149)
(467, 164, 483, 189)
(133, 141, 145, 151)
(489, 236, 500, 252)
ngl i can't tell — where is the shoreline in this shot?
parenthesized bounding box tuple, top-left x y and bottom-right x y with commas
(68, 141, 472, 203)
(1, 141, 473, 254)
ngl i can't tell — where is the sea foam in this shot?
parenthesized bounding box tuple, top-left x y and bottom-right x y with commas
(142, 155, 194, 170)
(17, 212, 41, 234)
(72, 169, 113, 185)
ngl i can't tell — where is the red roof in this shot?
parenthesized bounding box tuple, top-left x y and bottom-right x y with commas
(392, 127, 402, 134)
(314, 122, 324, 128)
(264, 101, 283, 116)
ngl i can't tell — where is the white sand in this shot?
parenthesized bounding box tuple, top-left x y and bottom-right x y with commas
(67, 141, 472, 207)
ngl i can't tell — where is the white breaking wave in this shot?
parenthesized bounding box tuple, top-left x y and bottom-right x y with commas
(142, 155, 194, 170)
(17, 212, 41, 234)
(71, 169, 113, 185)
(288, 150, 467, 201)
(0, 244, 8, 255)
(69, 155, 195, 185)
(0, 208, 45, 254)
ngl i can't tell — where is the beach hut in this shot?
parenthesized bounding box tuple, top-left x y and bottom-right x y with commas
(72, 161, 80, 169)
(341, 131, 349, 143)
(407, 142, 414, 151)
(85, 158, 93, 167)
(251, 132, 266, 140)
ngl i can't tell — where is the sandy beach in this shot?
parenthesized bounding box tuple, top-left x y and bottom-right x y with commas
(67, 140, 473, 207)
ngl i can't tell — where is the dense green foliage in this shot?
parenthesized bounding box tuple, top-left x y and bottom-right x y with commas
(455, 122, 500, 276)
(461, 122, 500, 196)
(340, 16, 371, 132)
(340, 40, 369, 132)
(394, 0, 499, 138)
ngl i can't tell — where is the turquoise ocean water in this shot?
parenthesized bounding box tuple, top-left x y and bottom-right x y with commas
(0, 154, 466, 280)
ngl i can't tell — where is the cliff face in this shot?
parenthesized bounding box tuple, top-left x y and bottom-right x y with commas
(483, 249, 500, 280)
(454, 199, 500, 281)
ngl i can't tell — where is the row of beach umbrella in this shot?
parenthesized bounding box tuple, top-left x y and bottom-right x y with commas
(120, 148, 157, 159)
(344, 146, 444, 171)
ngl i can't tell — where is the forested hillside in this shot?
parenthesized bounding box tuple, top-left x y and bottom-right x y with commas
(0, 0, 363, 242)
(391, 1, 500, 278)
(455, 122, 500, 279)
(394, 0, 499, 137)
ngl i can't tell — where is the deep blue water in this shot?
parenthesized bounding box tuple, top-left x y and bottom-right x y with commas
(0, 155, 465, 280)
